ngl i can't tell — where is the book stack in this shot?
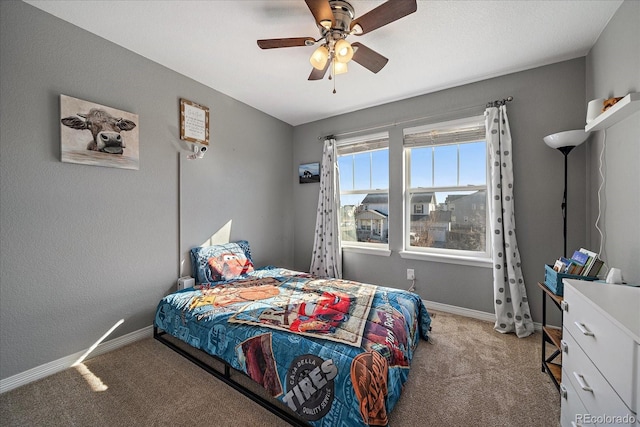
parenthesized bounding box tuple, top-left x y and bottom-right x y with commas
(552, 248, 604, 278)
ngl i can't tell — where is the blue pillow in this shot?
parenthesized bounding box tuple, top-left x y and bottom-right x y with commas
(190, 241, 254, 285)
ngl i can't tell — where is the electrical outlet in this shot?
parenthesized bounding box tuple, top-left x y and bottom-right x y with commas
(406, 269, 415, 280)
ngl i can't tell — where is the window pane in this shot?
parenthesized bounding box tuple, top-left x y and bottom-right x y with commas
(459, 142, 486, 186)
(410, 147, 432, 188)
(338, 156, 353, 191)
(340, 193, 388, 244)
(338, 137, 389, 248)
(433, 145, 457, 187)
(371, 150, 389, 189)
(353, 152, 371, 190)
(408, 190, 486, 252)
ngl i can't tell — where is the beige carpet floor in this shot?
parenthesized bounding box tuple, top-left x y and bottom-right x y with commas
(0, 311, 560, 426)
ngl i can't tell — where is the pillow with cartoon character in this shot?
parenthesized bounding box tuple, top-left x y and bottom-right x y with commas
(190, 241, 254, 284)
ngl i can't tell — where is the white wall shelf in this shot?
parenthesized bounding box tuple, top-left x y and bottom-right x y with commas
(585, 92, 640, 132)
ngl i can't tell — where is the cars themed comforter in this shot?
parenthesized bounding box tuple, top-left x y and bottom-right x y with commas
(154, 267, 431, 426)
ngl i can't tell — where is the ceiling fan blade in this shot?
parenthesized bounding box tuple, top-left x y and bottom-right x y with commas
(350, 0, 417, 35)
(305, 0, 334, 29)
(351, 42, 388, 73)
(308, 61, 330, 80)
(257, 37, 315, 49)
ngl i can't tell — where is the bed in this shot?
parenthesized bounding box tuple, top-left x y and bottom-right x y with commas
(154, 241, 431, 426)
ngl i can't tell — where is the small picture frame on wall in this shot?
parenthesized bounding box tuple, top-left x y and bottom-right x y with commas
(180, 98, 209, 145)
(299, 162, 320, 184)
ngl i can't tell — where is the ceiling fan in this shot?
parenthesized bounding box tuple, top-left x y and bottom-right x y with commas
(257, 0, 417, 90)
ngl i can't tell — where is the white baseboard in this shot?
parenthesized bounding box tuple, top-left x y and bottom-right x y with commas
(423, 299, 542, 332)
(0, 325, 153, 394)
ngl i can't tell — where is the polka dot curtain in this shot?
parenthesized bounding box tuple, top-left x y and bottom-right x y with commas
(310, 138, 342, 279)
(485, 105, 534, 338)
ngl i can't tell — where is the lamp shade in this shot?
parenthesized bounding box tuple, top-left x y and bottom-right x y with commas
(333, 61, 348, 75)
(319, 19, 332, 30)
(543, 129, 590, 149)
(310, 46, 329, 70)
(334, 39, 354, 63)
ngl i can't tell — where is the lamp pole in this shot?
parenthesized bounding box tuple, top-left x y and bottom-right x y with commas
(558, 145, 576, 258)
(544, 129, 590, 260)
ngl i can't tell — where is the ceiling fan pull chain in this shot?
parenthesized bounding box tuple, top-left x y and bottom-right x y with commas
(332, 61, 337, 94)
(333, 77, 337, 93)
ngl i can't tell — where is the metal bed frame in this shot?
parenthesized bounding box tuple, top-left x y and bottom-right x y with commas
(153, 326, 310, 427)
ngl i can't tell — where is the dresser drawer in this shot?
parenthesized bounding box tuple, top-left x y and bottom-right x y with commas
(560, 377, 589, 427)
(563, 284, 637, 411)
(562, 330, 635, 420)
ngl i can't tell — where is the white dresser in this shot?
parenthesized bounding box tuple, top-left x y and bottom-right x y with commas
(559, 279, 640, 427)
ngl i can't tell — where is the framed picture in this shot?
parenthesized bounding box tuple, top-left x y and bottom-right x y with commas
(299, 162, 320, 184)
(60, 94, 139, 170)
(180, 98, 209, 145)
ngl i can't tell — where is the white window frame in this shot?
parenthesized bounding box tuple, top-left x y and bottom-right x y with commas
(337, 132, 391, 256)
(400, 116, 492, 268)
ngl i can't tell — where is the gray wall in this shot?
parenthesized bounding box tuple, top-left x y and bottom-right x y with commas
(2, 0, 636, 383)
(585, 0, 640, 285)
(293, 59, 589, 325)
(0, 1, 293, 380)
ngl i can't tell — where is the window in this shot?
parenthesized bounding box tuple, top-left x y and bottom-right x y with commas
(337, 133, 389, 250)
(403, 116, 489, 259)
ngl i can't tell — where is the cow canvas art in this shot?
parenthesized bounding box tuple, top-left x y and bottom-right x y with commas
(60, 95, 139, 170)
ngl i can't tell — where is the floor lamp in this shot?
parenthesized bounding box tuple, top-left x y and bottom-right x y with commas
(543, 129, 591, 258)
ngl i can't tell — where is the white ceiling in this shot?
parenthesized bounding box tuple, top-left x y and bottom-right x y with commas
(25, 0, 622, 126)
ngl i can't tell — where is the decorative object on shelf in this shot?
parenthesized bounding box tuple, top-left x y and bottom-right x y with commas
(602, 96, 624, 112)
(585, 92, 640, 132)
(180, 98, 209, 146)
(60, 94, 139, 170)
(605, 267, 623, 284)
(543, 129, 591, 257)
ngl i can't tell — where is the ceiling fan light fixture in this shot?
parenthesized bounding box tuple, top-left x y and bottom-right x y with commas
(334, 39, 353, 63)
(257, 0, 418, 89)
(320, 19, 332, 30)
(333, 60, 348, 75)
(310, 45, 329, 70)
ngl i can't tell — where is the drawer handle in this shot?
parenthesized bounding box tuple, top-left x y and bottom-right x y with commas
(560, 339, 568, 353)
(559, 383, 568, 399)
(574, 322, 594, 337)
(561, 300, 569, 312)
(573, 372, 593, 392)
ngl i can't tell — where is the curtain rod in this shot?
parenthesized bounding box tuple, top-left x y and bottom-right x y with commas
(318, 96, 513, 140)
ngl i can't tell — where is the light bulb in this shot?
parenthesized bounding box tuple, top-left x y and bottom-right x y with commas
(309, 45, 329, 70)
(334, 39, 353, 63)
(334, 61, 348, 75)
